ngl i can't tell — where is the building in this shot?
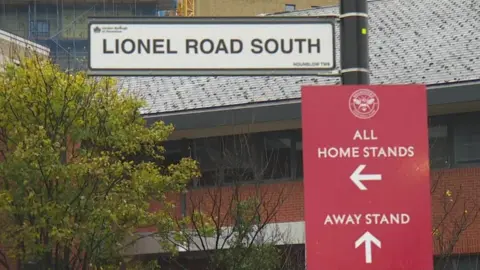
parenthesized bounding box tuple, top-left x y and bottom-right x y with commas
(116, 0, 480, 269)
(0, 30, 50, 270)
(0, 0, 179, 71)
(0, 27, 49, 66)
(194, 0, 337, 16)
(0, 0, 335, 72)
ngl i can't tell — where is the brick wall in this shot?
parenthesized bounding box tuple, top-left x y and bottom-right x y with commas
(1, 168, 479, 268)
(430, 168, 480, 254)
(136, 192, 184, 233)
(183, 181, 304, 226)
(178, 168, 480, 255)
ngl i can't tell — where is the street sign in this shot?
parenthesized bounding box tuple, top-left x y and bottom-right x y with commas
(87, 17, 336, 76)
(301, 85, 433, 269)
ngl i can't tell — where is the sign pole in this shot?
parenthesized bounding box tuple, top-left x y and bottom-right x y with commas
(340, 0, 369, 85)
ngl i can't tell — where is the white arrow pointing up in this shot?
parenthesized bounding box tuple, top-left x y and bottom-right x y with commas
(355, 231, 381, 264)
(350, 164, 382, 191)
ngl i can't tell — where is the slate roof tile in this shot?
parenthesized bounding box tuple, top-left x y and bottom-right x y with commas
(117, 0, 480, 115)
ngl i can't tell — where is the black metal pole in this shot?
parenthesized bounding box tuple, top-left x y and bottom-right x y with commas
(340, 0, 370, 85)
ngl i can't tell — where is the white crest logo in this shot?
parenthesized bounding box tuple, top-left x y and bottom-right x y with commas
(349, 89, 379, 119)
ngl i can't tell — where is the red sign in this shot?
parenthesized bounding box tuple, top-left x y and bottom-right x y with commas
(301, 85, 433, 270)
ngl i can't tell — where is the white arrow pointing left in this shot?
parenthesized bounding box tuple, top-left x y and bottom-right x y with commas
(350, 164, 382, 191)
(355, 231, 381, 264)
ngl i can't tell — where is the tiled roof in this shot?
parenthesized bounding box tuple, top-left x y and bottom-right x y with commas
(118, 0, 480, 115)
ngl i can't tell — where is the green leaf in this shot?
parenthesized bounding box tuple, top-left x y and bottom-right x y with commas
(0, 55, 199, 268)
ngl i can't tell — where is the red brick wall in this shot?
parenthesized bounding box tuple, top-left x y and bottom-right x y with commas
(430, 168, 480, 254)
(185, 181, 304, 224)
(1, 168, 479, 269)
(179, 168, 480, 255)
(135, 192, 183, 233)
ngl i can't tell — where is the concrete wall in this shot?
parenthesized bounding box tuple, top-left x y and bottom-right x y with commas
(0, 28, 50, 65)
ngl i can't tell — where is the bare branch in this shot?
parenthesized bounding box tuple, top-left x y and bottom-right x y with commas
(165, 132, 297, 269)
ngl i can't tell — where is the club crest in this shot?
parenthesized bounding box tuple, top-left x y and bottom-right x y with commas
(349, 89, 379, 119)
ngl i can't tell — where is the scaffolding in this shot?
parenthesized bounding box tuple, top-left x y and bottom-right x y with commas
(0, 0, 196, 70)
(177, 0, 195, 16)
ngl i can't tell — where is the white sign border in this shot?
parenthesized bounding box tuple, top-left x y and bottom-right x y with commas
(87, 16, 338, 77)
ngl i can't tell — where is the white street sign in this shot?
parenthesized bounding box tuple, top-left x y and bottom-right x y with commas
(87, 17, 336, 76)
(355, 231, 381, 264)
(350, 164, 382, 191)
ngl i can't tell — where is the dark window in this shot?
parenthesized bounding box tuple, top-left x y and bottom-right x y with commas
(193, 137, 222, 187)
(30, 20, 49, 37)
(261, 131, 292, 180)
(222, 134, 257, 184)
(429, 125, 450, 168)
(162, 112, 480, 189)
(188, 129, 303, 187)
(164, 139, 198, 188)
(434, 254, 480, 270)
(163, 140, 186, 168)
(135, 4, 157, 16)
(454, 122, 480, 164)
(294, 130, 303, 178)
(285, 4, 296, 11)
(156, 10, 168, 16)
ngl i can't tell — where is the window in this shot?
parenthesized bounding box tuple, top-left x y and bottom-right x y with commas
(30, 20, 49, 37)
(285, 4, 296, 11)
(193, 137, 222, 187)
(223, 134, 257, 184)
(434, 254, 480, 270)
(294, 130, 303, 178)
(192, 134, 260, 187)
(454, 122, 480, 164)
(188, 130, 303, 187)
(262, 131, 292, 179)
(429, 112, 480, 167)
(429, 125, 450, 168)
(159, 112, 480, 190)
(163, 140, 189, 167)
(156, 10, 168, 16)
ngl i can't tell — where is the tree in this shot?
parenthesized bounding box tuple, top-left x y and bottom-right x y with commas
(431, 171, 480, 270)
(429, 127, 480, 270)
(164, 133, 299, 270)
(164, 124, 480, 270)
(0, 54, 199, 269)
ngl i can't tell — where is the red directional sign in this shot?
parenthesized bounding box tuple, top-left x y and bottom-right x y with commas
(301, 85, 433, 270)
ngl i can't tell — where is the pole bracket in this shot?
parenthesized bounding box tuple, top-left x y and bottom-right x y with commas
(340, 68, 370, 74)
(339, 12, 369, 19)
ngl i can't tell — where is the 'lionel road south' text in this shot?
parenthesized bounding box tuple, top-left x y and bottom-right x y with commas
(101, 38, 323, 55)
